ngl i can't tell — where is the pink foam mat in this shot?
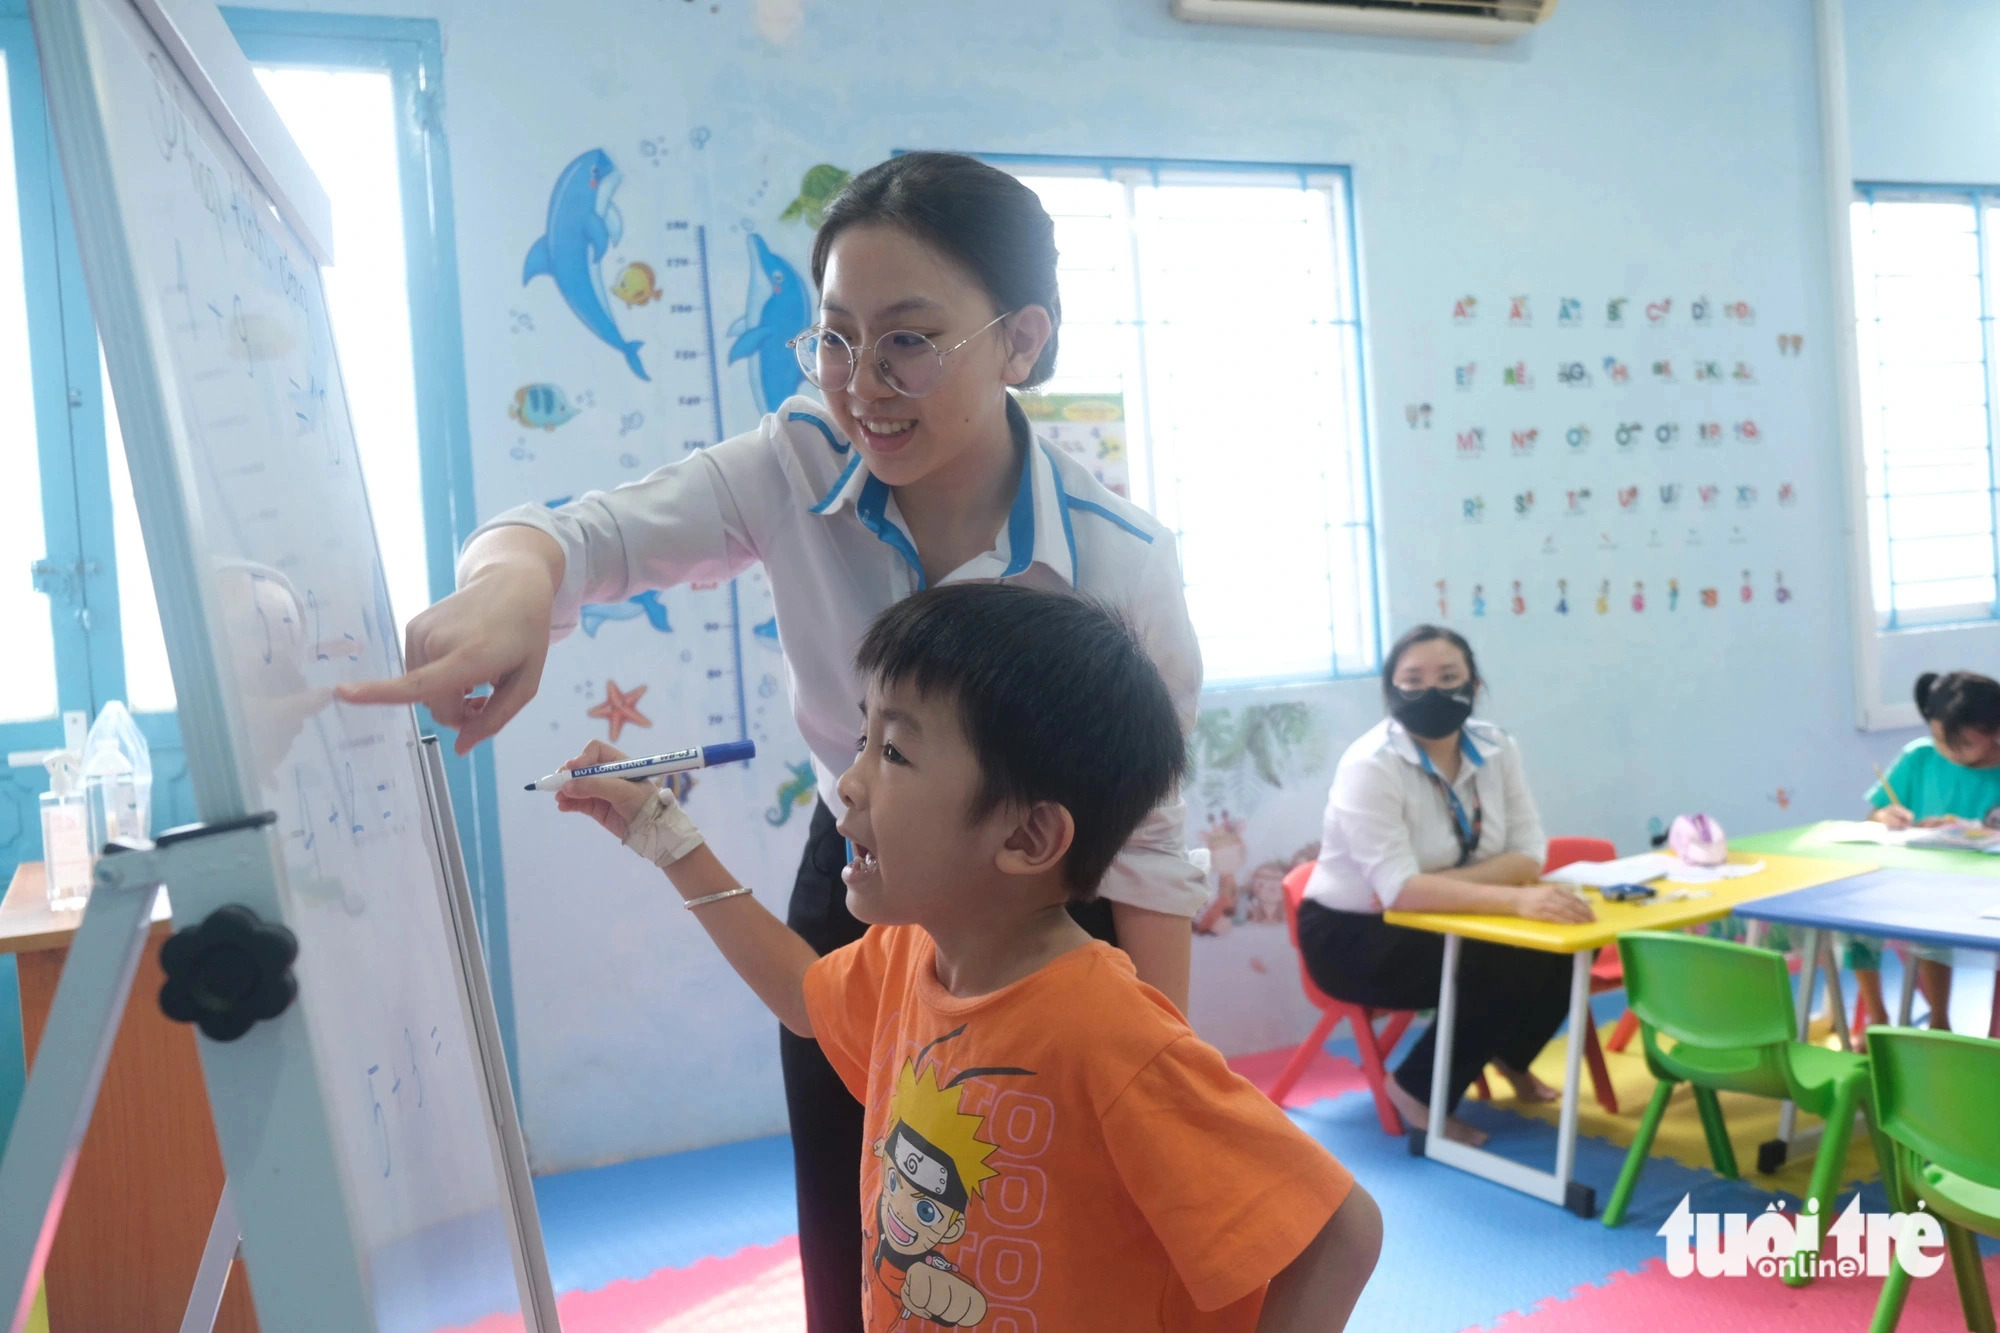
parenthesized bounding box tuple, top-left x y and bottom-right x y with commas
(1479, 1253, 2000, 1332)
(446, 1236, 803, 1333)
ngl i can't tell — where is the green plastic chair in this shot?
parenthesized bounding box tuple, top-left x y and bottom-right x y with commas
(1866, 1028, 2000, 1333)
(1603, 932, 1893, 1288)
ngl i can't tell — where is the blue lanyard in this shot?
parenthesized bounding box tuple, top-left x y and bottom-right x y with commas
(1417, 737, 1483, 865)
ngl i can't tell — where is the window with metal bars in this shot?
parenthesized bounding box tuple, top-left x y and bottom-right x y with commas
(1852, 185, 2000, 629)
(997, 158, 1379, 686)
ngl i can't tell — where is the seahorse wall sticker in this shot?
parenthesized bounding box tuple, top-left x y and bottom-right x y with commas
(767, 760, 816, 826)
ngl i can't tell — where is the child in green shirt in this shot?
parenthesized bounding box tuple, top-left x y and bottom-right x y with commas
(1855, 670, 2000, 1033)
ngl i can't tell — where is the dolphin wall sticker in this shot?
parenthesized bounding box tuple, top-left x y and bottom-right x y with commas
(524, 149, 649, 381)
(727, 233, 810, 413)
(580, 589, 673, 637)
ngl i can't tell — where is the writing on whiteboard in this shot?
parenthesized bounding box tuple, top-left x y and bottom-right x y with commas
(145, 51, 310, 328)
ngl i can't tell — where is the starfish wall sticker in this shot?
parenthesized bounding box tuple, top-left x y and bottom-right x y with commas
(587, 679, 652, 742)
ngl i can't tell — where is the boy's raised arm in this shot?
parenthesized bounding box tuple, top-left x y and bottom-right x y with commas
(655, 842, 819, 1036)
(555, 743, 821, 1035)
(1257, 1184, 1382, 1333)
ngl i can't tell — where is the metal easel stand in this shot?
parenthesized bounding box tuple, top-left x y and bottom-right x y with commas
(0, 814, 280, 1333)
(178, 1186, 240, 1333)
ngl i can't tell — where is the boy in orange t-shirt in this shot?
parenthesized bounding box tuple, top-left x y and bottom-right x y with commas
(557, 584, 1381, 1330)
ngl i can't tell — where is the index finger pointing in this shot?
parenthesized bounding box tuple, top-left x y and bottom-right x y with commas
(336, 672, 432, 706)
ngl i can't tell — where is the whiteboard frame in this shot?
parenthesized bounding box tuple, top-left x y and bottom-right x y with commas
(26, 0, 554, 1325)
(128, 0, 331, 262)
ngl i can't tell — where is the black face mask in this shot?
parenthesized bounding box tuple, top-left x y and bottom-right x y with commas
(1390, 685, 1474, 740)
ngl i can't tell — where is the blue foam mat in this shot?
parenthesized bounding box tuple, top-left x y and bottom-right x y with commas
(533, 1132, 797, 1295)
(1291, 1090, 1799, 1333)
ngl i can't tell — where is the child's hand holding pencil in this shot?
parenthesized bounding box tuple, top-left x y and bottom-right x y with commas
(1870, 762, 1916, 830)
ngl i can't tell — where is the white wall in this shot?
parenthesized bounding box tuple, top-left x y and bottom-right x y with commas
(1846, 0, 2000, 183)
(257, 0, 1949, 1171)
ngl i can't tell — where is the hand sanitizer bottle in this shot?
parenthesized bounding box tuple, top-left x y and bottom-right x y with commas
(40, 749, 91, 911)
(80, 701, 152, 882)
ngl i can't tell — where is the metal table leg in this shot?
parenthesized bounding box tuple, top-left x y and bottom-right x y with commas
(1418, 937, 1596, 1216)
(1763, 926, 1820, 1174)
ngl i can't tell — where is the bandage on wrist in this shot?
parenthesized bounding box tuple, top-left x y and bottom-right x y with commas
(622, 788, 705, 868)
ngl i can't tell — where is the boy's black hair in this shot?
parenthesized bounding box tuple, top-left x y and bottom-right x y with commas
(854, 583, 1186, 899)
(1916, 670, 2000, 745)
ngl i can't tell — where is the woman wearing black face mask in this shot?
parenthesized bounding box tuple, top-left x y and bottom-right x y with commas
(1294, 625, 1589, 1147)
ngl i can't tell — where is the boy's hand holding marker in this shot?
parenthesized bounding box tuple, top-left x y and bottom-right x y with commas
(553, 741, 707, 867)
(550, 737, 818, 1034)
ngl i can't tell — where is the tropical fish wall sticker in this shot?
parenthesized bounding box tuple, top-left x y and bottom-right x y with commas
(780, 164, 852, 228)
(524, 149, 649, 380)
(612, 261, 662, 307)
(509, 383, 579, 431)
(580, 589, 672, 637)
(727, 233, 810, 414)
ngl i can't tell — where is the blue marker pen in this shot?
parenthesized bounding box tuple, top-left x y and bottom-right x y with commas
(524, 740, 756, 791)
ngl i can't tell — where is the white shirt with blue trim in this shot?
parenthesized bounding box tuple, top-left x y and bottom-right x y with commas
(467, 395, 1209, 917)
(1303, 718, 1548, 913)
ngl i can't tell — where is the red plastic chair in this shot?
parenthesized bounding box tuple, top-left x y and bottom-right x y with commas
(1544, 837, 1622, 1113)
(1272, 862, 1489, 1135)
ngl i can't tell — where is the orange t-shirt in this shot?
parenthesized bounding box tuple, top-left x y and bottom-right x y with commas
(802, 925, 1355, 1331)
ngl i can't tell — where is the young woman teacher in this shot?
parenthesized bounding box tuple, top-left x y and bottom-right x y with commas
(340, 153, 1206, 1332)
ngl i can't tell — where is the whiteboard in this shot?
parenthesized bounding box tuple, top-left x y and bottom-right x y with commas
(27, 0, 553, 1327)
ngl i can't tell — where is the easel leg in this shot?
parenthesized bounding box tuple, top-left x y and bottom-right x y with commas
(0, 883, 159, 1333)
(178, 1185, 239, 1333)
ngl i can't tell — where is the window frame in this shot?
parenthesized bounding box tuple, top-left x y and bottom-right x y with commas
(1850, 181, 2000, 632)
(218, 9, 517, 1089)
(968, 152, 1384, 688)
(0, 3, 518, 1093)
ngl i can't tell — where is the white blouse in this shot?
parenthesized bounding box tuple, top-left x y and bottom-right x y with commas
(1303, 718, 1547, 913)
(466, 396, 1209, 917)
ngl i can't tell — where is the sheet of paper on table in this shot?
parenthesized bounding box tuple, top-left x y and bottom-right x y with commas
(1810, 819, 2000, 853)
(1544, 852, 1764, 887)
(1543, 853, 1679, 886)
(1661, 860, 1765, 884)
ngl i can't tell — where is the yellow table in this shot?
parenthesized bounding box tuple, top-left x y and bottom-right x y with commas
(1383, 852, 1873, 1216)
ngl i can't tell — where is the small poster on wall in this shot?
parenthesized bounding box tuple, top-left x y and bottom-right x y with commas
(1018, 392, 1130, 497)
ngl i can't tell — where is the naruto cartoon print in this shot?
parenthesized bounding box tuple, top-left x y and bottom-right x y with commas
(868, 1027, 1030, 1327)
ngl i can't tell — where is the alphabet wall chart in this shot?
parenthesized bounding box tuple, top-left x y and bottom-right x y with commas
(1414, 291, 1810, 620)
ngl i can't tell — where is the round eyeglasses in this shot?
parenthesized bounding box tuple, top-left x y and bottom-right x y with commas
(787, 312, 1011, 399)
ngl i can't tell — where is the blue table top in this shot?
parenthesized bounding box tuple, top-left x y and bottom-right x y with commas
(1733, 868, 2000, 953)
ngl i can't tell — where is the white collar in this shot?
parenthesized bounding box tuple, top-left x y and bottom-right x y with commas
(1385, 718, 1493, 773)
(797, 401, 1080, 589)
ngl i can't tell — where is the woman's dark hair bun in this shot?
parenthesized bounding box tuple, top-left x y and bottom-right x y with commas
(1915, 671, 1941, 718)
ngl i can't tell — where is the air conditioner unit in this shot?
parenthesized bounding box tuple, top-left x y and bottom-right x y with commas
(1170, 0, 1558, 44)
